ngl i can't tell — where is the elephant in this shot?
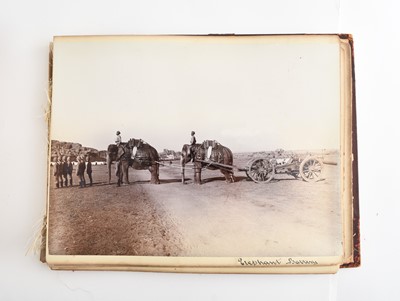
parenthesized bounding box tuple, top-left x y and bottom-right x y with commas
(181, 140, 235, 184)
(106, 138, 160, 186)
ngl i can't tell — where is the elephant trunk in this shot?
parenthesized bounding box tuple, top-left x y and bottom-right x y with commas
(107, 153, 111, 184)
(181, 155, 185, 184)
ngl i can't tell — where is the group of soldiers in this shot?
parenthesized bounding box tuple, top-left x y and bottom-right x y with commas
(53, 155, 93, 188)
(54, 129, 196, 189)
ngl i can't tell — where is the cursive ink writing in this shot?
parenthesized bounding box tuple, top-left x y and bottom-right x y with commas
(285, 258, 318, 265)
(237, 257, 319, 267)
(238, 258, 282, 266)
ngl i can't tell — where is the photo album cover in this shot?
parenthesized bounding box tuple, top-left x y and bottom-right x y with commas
(43, 34, 359, 273)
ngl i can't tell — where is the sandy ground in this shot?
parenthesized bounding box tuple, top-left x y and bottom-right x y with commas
(48, 154, 342, 257)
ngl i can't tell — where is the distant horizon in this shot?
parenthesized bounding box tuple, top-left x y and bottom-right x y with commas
(50, 138, 339, 154)
(51, 36, 341, 153)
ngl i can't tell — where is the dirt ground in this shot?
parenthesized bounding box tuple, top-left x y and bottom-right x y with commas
(48, 153, 342, 257)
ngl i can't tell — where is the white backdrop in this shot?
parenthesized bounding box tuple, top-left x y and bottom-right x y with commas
(1, 0, 399, 300)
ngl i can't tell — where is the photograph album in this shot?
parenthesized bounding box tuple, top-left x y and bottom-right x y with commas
(42, 34, 359, 273)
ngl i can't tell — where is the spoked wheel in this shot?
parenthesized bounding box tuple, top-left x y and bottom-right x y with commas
(246, 158, 275, 183)
(299, 156, 323, 182)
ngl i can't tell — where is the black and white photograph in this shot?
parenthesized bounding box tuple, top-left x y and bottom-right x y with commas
(4, 0, 400, 299)
(47, 35, 348, 268)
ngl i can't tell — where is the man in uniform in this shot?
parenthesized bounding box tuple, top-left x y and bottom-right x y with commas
(62, 156, 68, 187)
(76, 155, 86, 188)
(86, 155, 93, 186)
(66, 156, 73, 186)
(115, 131, 122, 176)
(54, 156, 62, 188)
(190, 130, 196, 162)
(115, 131, 122, 146)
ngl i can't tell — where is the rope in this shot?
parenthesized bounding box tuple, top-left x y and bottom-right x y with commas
(202, 161, 215, 170)
(155, 160, 235, 172)
(155, 161, 195, 170)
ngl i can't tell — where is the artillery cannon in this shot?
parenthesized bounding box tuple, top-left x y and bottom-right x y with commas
(196, 149, 323, 183)
(243, 153, 323, 183)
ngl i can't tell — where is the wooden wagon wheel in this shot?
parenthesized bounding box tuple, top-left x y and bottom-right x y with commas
(299, 156, 323, 182)
(246, 158, 275, 183)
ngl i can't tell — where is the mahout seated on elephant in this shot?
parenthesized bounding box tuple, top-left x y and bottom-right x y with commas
(180, 140, 235, 184)
(107, 138, 160, 186)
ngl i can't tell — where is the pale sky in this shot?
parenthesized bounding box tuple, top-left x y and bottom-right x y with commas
(51, 35, 340, 152)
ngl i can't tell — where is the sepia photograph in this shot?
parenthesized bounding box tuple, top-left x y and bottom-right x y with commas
(47, 35, 345, 266)
(5, 0, 400, 297)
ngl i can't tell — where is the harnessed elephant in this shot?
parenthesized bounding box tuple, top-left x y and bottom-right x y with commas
(181, 140, 235, 184)
(107, 138, 160, 186)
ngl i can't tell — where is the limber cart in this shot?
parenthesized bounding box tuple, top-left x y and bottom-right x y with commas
(197, 152, 324, 184)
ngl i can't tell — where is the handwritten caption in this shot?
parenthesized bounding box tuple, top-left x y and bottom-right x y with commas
(238, 257, 318, 266)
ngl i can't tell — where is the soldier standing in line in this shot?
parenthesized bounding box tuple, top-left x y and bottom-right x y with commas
(62, 156, 68, 187)
(76, 156, 86, 188)
(86, 156, 93, 186)
(66, 156, 73, 186)
(54, 157, 62, 188)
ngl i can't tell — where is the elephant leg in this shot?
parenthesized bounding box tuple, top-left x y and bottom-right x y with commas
(149, 164, 160, 184)
(181, 164, 185, 184)
(107, 155, 112, 184)
(124, 165, 129, 185)
(193, 162, 202, 184)
(119, 160, 129, 185)
(117, 170, 122, 187)
(115, 161, 124, 184)
(155, 164, 160, 184)
(115, 162, 121, 187)
(180, 156, 187, 184)
(115, 161, 119, 176)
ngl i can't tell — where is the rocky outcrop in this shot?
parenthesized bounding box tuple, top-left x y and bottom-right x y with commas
(51, 140, 106, 162)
